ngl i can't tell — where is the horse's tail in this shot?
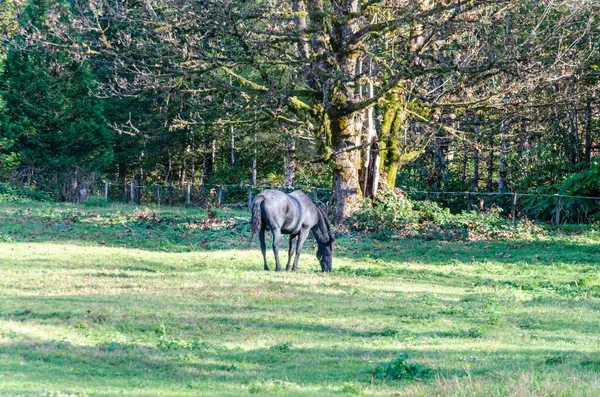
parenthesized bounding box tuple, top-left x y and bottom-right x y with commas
(250, 194, 265, 241)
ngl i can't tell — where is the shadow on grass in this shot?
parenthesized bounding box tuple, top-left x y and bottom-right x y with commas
(1, 336, 599, 394)
(3, 290, 600, 341)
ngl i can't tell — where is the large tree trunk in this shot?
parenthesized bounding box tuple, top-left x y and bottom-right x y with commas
(331, 113, 362, 222)
(329, 0, 362, 222)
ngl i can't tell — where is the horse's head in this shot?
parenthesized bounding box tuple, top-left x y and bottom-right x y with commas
(317, 235, 334, 272)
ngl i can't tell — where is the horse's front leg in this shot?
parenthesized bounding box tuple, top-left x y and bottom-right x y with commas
(258, 226, 269, 271)
(292, 229, 310, 272)
(286, 233, 297, 271)
(272, 229, 283, 272)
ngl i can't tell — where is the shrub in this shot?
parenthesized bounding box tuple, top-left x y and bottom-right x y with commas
(371, 352, 433, 381)
(82, 196, 110, 207)
(412, 200, 452, 224)
(351, 184, 416, 234)
(352, 186, 545, 241)
(0, 182, 52, 203)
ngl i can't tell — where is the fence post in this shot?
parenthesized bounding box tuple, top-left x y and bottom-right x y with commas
(313, 188, 318, 202)
(168, 183, 173, 205)
(467, 192, 472, 211)
(511, 192, 517, 223)
(247, 184, 253, 209)
(130, 179, 135, 203)
(156, 184, 160, 207)
(555, 193, 561, 226)
(104, 180, 109, 202)
(186, 182, 191, 205)
(218, 185, 223, 205)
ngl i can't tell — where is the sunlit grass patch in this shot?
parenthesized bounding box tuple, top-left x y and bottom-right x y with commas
(1, 202, 600, 395)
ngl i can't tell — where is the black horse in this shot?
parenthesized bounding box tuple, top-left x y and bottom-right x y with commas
(250, 190, 334, 272)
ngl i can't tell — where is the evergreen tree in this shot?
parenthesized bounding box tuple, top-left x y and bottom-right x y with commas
(0, 0, 113, 185)
(0, 0, 19, 174)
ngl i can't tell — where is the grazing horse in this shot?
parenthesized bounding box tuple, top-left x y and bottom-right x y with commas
(250, 190, 334, 272)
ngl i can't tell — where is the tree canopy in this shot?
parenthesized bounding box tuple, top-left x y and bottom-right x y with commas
(1, 0, 599, 220)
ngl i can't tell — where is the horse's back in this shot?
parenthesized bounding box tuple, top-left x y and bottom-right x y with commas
(257, 189, 288, 202)
(288, 190, 315, 208)
(256, 190, 318, 234)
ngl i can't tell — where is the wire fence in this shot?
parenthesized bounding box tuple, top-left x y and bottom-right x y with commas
(97, 181, 332, 209)
(94, 180, 600, 225)
(406, 190, 600, 225)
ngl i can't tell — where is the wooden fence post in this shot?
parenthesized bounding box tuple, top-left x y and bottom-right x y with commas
(168, 183, 173, 205)
(467, 192, 472, 211)
(130, 179, 135, 203)
(156, 184, 160, 206)
(313, 188, 318, 202)
(247, 184, 253, 209)
(555, 193, 561, 226)
(186, 182, 191, 205)
(511, 192, 517, 222)
(218, 185, 223, 205)
(104, 180, 109, 202)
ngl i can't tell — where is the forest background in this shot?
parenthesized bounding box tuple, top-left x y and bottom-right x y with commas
(1, 0, 600, 223)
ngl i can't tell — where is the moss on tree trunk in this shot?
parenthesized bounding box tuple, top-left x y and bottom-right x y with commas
(379, 89, 408, 188)
(331, 113, 362, 223)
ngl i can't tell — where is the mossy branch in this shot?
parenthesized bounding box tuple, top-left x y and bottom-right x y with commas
(221, 67, 268, 91)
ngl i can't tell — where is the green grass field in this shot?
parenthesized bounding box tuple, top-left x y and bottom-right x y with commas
(1, 202, 600, 396)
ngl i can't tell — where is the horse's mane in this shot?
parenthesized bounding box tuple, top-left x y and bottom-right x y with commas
(314, 200, 334, 244)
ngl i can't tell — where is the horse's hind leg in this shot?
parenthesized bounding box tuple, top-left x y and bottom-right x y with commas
(258, 227, 269, 271)
(272, 229, 283, 272)
(286, 234, 297, 271)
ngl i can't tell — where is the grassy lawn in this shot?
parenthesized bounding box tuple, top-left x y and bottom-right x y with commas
(1, 202, 600, 396)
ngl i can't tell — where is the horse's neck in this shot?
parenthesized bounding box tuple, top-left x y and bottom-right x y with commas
(314, 211, 330, 244)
